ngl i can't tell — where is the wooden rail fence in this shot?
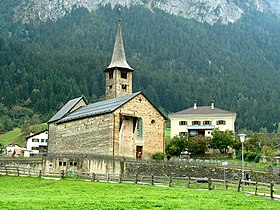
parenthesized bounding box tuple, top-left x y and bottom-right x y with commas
(0, 166, 279, 199)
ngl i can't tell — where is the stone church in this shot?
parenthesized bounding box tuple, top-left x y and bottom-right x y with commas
(48, 19, 166, 160)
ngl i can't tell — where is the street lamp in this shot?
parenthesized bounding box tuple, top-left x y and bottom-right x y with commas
(239, 133, 246, 192)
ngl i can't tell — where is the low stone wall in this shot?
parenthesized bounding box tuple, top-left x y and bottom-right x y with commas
(124, 161, 279, 184)
(0, 156, 279, 184)
(0, 159, 43, 171)
(259, 156, 280, 164)
(44, 154, 124, 175)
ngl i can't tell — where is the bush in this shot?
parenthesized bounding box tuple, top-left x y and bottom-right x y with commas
(236, 150, 260, 163)
(166, 135, 188, 156)
(152, 152, 165, 160)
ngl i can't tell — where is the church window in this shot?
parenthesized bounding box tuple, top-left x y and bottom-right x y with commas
(121, 71, 127, 79)
(109, 72, 113, 79)
(136, 118, 143, 138)
(108, 85, 113, 89)
(122, 84, 127, 91)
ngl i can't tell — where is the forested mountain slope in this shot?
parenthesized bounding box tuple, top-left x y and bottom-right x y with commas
(0, 3, 279, 133)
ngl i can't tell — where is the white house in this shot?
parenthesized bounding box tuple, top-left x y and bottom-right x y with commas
(169, 101, 236, 138)
(26, 130, 48, 156)
(5, 144, 30, 157)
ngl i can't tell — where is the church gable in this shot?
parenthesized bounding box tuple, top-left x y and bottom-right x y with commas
(113, 93, 166, 159)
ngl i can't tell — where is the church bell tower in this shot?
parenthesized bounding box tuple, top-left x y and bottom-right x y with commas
(104, 18, 133, 100)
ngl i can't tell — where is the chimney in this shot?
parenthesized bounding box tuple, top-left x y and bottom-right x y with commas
(194, 100, 197, 110)
(211, 100, 215, 109)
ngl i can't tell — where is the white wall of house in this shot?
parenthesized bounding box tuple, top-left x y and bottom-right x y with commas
(169, 114, 236, 138)
(26, 131, 48, 155)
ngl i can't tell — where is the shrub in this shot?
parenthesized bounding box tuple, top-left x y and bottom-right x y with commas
(166, 135, 188, 156)
(152, 152, 165, 160)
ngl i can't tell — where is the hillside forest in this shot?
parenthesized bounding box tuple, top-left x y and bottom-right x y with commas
(0, 3, 279, 134)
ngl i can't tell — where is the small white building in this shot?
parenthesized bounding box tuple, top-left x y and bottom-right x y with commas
(5, 144, 30, 157)
(26, 130, 48, 156)
(169, 101, 236, 138)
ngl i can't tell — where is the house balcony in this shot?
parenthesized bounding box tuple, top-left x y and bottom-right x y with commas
(187, 125, 215, 136)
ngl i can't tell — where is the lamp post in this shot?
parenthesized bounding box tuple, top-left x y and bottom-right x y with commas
(239, 133, 246, 192)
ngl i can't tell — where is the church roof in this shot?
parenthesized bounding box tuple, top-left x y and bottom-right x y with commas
(55, 91, 167, 124)
(57, 92, 141, 123)
(169, 106, 236, 117)
(105, 18, 133, 72)
(48, 96, 85, 123)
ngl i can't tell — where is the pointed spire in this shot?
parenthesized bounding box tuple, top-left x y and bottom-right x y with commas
(105, 18, 133, 71)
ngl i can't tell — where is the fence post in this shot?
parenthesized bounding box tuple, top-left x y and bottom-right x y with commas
(135, 174, 138, 184)
(28, 168, 31, 177)
(208, 178, 212, 190)
(254, 182, 258, 195)
(169, 176, 172, 187)
(151, 175, 154, 186)
(119, 174, 122, 183)
(5, 166, 8, 175)
(225, 180, 228, 190)
(91, 173, 96, 182)
(17, 167, 20, 176)
(38, 170, 42, 178)
(107, 174, 110, 182)
(237, 179, 241, 192)
(60, 170, 65, 178)
(270, 182, 274, 199)
(187, 177, 190, 188)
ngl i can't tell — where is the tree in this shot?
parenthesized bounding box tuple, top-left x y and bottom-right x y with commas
(166, 135, 188, 156)
(0, 144, 4, 154)
(209, 129, 234, 153)
(187, 135, 210, 154)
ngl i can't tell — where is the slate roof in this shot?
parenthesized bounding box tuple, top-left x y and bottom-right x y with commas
(170, 106, 236, 117)
(57, 92, 142, 124)
(48, 96, 85, 123)
(105, 18, 133, 72)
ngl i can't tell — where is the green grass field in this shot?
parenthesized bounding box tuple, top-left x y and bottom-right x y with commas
(0, 123, 48, 147)
(0, 176, 279, 209)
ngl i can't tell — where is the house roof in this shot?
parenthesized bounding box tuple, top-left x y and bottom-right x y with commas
(25, 130, 48, 140)
(48, 96, 85, 123)
(105, 18, 133, 72)
(169, 106, 236, 117)
(56, 91, 167, 124)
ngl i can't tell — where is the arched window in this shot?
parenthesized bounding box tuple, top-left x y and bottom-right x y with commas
(136, 118, 143, 139)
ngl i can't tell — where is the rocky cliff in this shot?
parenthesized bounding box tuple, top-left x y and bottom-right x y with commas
(11, 0, 280, 25)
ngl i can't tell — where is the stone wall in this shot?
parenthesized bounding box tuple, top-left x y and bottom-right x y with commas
(48, 113, 114, 155)
(1, 157, 279, 184)
(124, 161, 279, 184)
(113, 93, 165, 159)
(44, 155, 123, 175)
(259, 156, 280, 164)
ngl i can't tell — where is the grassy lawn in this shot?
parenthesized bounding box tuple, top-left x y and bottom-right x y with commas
(0, 123, 48, 147)
(0, 176, 279, 209)
(0, 129, 22, 146)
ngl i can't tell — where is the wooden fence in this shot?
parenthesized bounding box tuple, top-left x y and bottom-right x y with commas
(0, 166, 279, 199)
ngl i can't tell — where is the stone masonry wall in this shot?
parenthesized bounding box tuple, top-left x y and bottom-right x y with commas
(113, 93, 165, 159)
(48, 113, 113, 155)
